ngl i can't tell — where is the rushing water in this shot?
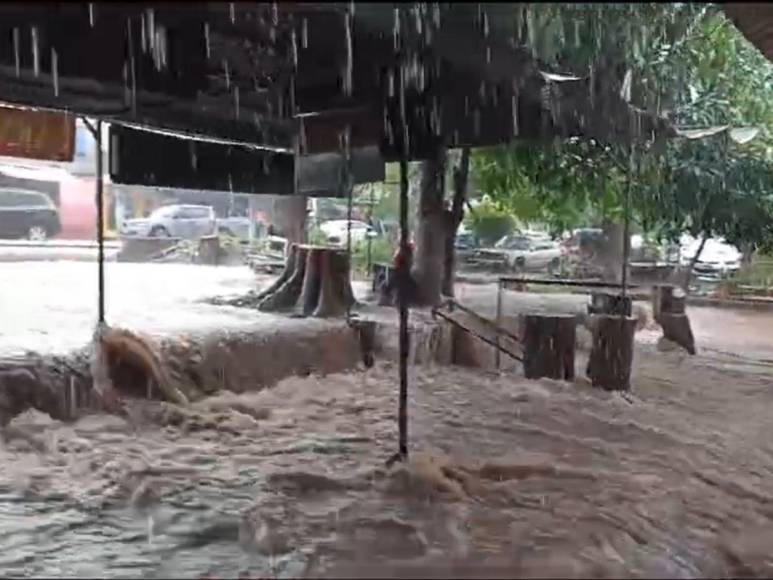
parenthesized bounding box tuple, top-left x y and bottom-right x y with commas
(3, 321, 773, 578)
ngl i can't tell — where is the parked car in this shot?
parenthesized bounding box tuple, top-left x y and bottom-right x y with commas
(0, 188, 61, 241)
(473, 234, 563, 273)
(680, 236, 741, 279)
(455, 231, 479, 263)
(120, 204, 216, 239)
(319, 219, 379, 246)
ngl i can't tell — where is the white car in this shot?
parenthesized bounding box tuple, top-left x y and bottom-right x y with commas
(475, 234, 563, 273)
(319, 219, 377, 246)
(121, 204, 216, 239)
(680, 236, 741, 279)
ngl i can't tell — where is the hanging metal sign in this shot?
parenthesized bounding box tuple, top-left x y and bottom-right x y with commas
(0, 106, 75, 161)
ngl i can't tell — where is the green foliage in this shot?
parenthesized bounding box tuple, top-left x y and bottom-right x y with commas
(351, 237, 393, 275)
(474, 5, 773, 253)
(465, 197, 516, 245)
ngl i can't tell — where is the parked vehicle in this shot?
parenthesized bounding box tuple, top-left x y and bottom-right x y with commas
(0, 188, 61, 241)
(120, 204, 216, 239)
(455, 231, 479, 263)
(319, 219, 379, 246)
(680, 236, 741, 279)
(473, 234, 563, 274)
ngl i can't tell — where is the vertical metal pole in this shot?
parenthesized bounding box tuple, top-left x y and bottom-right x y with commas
(620, 147, 633, 318)
(367, 184, 374, 274)
(95, 120, 106, 324)
(397, 62, 410, 460)
(495, 278, 503, 370)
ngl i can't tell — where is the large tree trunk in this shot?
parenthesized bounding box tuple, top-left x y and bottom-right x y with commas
(272, 195, 308, 245)
(682, 233, 708, 292)
(442, 147, 470, 298)
(412, 146, 448, 307)
(598, 219, 625, 283)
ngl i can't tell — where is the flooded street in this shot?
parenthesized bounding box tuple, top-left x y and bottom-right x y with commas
(2, 261, 773, 577)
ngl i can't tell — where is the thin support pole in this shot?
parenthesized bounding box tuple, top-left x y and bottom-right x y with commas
(367, 184, 374, 274)
(343, 125, 354, 322)
(84, 117, 106, 325)
(96, 120, 106, 324)
(397, 63, 410, 461)
(495, 278, 503, 371)
(620, 148, 634, 314)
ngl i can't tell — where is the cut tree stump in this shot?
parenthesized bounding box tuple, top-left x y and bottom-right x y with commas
(198, 235, 221, 266)
(522, 314, 576, 381)
(258, 244, 355, 318)
(586, 314, 637, 391)
(652, 284, 694, 354)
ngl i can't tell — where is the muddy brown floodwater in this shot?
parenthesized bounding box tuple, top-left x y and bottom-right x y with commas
(3, 262, 773, 577)
(3, 327, 773, 577)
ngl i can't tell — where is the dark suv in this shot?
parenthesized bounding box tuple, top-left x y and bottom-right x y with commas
(0, 189, 62, 241)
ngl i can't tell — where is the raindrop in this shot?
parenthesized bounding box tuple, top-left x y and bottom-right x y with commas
(343, 12, 353, 97)
(278, 91, 284, 118)
(230, 2, 236, 24)
(290, 29, 298, 68)
(228, 173, 233, 192)
(271, 2, 278, 26)
(140, 13, 147, 53)
(464, 96, 469, 117)
(223, 59, 230, 89)
(204, 23, 210, 58)
(234, 86, 240, 119)
(88, 4, 95, 28)
(433, 3, 440, 28)
(51, 47, 59, 97)
(190, 142, 198, 170)
(512, 94, 519, 136)
(299, 117, 307, 153)
(12, 28, 19, 77)
(473, 108, 481, 137)
(486, 45, 491, 64)
(301, 18, 308, 49)
(482, 10, 489, 38)
(31, 26, 39, 77)
(388, 70, 394, 98)
(393, 7, 400, 52)
(147, 9, 155, 51)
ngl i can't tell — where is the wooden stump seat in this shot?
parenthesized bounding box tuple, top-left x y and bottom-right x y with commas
(522, 314, 576, 381)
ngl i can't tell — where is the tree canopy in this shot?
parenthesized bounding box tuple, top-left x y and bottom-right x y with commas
(474, 4, 773, 253)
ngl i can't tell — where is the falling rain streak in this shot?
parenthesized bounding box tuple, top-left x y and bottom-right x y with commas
(12, 28, 19, 77)
(51, 48, 58, 97)
(31, 26, 39, 77)
(343, 12, 353, 97)
(204, 23, 210, 58)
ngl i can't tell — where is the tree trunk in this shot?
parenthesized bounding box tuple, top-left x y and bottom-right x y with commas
(442, 147, 470, 298)
(682, 233, 708, 292)
(272, 195, 308, 245)
(598, 219, 625, 283)
(412, 146, 448, 307)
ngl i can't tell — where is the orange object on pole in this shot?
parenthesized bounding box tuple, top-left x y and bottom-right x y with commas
(0, 106, 75, 162)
